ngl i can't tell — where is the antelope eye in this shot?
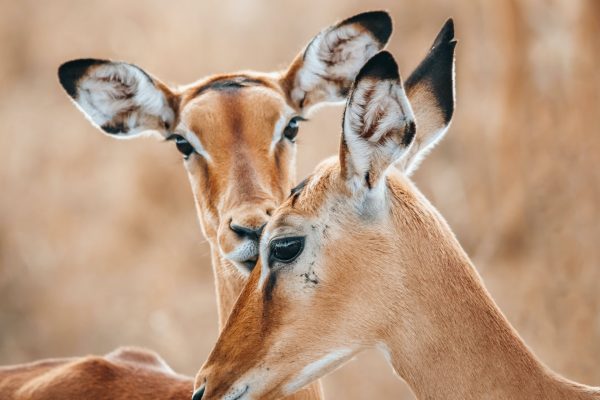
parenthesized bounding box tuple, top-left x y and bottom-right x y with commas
(269, 236, 305, 265)
(283, 117, 301, 142)
(166, 134, 196, 159)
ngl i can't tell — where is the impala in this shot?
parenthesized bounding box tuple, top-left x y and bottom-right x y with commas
(195, 20, 600, 400)
(0, 11, 393, 399)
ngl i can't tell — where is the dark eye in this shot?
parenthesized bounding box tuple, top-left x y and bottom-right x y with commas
(283, 117, 301, 142)
(269, 236, 305, 265)
(166, 134, 196, 159)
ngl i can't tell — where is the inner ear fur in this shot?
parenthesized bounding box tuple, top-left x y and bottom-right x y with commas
(280, 11, 393, 113)
(340, 51, 417, 189)
(58, 59, 179, 138)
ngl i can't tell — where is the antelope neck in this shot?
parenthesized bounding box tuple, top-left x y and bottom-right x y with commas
(381, 212, 591, 399)
(210, 246, 246, 329)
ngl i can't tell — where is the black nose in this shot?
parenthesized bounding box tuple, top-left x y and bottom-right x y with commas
(230, 222, 266, 240)
(192, 385, 205, 400)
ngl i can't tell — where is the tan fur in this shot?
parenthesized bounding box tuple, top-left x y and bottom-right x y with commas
(0, 68, 318, 400)
(180, 78, 291, 262)
(2, 11, 396, 400)
(197, 42, 600, 399)
(0, 348, 192, 400)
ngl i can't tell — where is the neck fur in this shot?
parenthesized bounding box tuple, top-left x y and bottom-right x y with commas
(210, 246, 247, 329)
(381, 189, 599, 400)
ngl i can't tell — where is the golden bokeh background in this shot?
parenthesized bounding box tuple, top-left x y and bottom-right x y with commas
(1, 1, 599, 398)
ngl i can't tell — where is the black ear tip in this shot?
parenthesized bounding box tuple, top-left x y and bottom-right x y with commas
(357, 51, 399, 81)
(340, 10, 393, 45)
(432, 18, 456, 49)
(443, 18, 455, 36)
(58, 58, 107, 98)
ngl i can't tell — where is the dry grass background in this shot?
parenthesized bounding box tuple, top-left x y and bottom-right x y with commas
(0, 0, 599, 398)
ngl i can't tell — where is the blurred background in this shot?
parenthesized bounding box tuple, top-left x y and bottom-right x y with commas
(1, 0, 599, 398)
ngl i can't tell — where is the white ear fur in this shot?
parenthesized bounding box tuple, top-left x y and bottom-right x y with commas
(341, 51, 416, 190)
(282, 11, 392, 113)
(58, 59, 177, 138)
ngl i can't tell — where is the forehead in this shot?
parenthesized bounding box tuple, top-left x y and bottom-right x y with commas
(178, 74, 292, 143)
(277, 157, 342, 219)
(180, 74, 288, 114)
(184, 73, 283, 98)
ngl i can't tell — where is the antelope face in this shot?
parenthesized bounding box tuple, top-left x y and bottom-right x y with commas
(57, 11, 393, 275)
(176, 77, 299, 272)
(195, 20, 456, 400)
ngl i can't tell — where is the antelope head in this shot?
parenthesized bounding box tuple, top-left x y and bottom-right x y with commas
(194, 20, 456, 400)
(57, 11, 393, 275)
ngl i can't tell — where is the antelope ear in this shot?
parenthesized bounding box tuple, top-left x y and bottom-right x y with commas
(398, 19, 457, 174)
(58, 59, 179, 138)
(281, 11, 392, 114)
(340, 51, 416, 190)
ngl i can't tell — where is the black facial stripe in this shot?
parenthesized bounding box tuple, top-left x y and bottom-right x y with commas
(264, 273, 277, 302)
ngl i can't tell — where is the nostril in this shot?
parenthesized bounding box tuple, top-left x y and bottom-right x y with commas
(230, 223, 264, 241)
(266, 208, 274, 216)
(192, 385, 205, 400)
(230, 223, 255, 238)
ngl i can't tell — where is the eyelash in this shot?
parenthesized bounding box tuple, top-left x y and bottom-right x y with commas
(165, 117, 305, 158)
(282, 116, 307, 142)
(165, 133, 196, 159)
